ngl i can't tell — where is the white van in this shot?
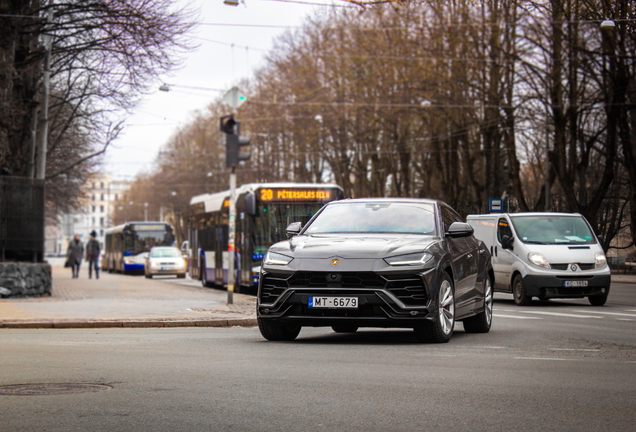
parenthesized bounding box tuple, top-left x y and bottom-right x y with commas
(466, 213, 611, 306)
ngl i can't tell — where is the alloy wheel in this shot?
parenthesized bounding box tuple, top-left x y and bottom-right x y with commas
(484, 277, 493, 326)
(439, 279, 455, 335)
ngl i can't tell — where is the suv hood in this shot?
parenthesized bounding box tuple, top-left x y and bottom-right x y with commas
(269, 234, 438, 259)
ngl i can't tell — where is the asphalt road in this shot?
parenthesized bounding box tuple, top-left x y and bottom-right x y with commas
(0, 284, 634, 432)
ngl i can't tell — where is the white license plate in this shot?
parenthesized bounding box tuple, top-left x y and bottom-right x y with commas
(308, 296, 358, 308)
(563, 280, 588, 287)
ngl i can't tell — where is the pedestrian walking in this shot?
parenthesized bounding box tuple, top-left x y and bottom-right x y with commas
(66, 234, 84, 279)
(86, 230, 101, 279)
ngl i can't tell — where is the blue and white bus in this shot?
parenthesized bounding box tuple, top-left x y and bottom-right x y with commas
(103, 222, 175, 274)
(187, 183, 344, 291)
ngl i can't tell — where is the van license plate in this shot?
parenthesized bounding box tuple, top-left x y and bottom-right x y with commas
(563, 281, 588, 287)
(308, 297, 358, 308)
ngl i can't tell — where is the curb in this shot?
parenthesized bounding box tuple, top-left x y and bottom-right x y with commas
(0, 318, 257, 329)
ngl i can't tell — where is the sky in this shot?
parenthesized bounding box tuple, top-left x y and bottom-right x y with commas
(104, 0, 339, 180)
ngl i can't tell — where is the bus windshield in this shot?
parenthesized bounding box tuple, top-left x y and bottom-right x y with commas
(252, 202, 326, 254)
(510, 215, 596, 245)
(124, 227, 175, 254)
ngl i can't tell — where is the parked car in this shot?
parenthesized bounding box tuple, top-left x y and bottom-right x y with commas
(466, 212, 610, 306)
(144, 246, 187, 279)
(257, 198, 494, 343)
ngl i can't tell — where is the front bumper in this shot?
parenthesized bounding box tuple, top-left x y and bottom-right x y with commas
(147, 265, 187, 276)
(523, 273, 611, 299)
(257, 268, 438, 328)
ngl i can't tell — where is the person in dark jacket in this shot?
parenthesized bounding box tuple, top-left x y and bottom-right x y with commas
(66, 234, 84, 278)
(86, 230, 101, 279)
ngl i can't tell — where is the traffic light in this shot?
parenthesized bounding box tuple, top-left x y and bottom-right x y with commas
(220, 115, 251, 168)
(226, 133, 251, 167)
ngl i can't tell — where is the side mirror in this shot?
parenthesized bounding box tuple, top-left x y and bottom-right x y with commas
(285, 222, 302, 238)
(244, 191, 257, 216)
(597, 235, 605, 246)
(446, 222, 474, 238)
(501, 235, 514, 250)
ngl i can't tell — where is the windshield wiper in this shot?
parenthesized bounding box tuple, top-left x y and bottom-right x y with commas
(523, 240, 547, 244)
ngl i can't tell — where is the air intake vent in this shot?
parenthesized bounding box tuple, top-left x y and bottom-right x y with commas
(259, 271, 428, 306)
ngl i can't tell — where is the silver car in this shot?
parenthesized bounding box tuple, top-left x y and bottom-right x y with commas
(144, 246, 187, 279)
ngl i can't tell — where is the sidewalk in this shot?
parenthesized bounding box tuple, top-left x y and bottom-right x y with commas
(2, 263, 634, 330)
(0, 263, 257, 329)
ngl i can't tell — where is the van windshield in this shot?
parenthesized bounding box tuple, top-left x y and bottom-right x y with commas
(510, 215, 596, 245)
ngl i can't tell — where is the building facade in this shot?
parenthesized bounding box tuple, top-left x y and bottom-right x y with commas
(46, 174, 131, 256)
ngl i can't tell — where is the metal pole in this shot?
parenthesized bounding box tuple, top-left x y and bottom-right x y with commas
(227, 168, 236, 304)
(28, 105, 39, 178)
(36, 1, 53, 180)
(545, 104, 550, 211)
(226, 90, 241, 305)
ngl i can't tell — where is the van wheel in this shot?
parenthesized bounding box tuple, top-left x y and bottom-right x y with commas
(513, 274, 532, 306)
(589, 291, 609, 306)
(463, 276, 493, 333)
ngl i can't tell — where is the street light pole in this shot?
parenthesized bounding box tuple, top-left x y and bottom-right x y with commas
(35, 0, 54, 180)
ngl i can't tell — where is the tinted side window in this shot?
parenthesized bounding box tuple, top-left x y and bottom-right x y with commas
(497, 218, 513, 243)
(441, 206, 463, 232)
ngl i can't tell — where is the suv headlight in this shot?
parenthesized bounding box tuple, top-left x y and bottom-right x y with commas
(528, 252, 550, 269)
(264, 252, 293, 266)
(595, 252, 607, 268)
(384, 252, 433, 266)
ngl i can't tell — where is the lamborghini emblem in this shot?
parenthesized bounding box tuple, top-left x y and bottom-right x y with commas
(332, 259, 340, 266)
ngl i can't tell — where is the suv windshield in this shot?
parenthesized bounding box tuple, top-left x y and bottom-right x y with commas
(304, 202, 436, 235)
(510, 215, 596, 245)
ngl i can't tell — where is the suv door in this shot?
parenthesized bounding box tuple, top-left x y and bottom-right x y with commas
(441, 206, 477, 315)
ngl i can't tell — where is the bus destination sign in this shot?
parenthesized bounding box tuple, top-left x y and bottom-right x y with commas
(260, 188, 333, 202)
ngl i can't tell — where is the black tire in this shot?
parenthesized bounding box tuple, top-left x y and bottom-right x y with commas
(589, 292, 609, 306)
(177, 273, 186, 279)
(332, 325, 359, 333)
(147, 274, 153, 279)
(144, 273, 150, 279)
(463, 275, 493, 333)
(414, 272, 455, 343)
(258, 318, 301, 341)
(513, 274, 532, 306)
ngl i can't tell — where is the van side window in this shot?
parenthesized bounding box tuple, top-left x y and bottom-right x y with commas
(497, 218, 513, 244)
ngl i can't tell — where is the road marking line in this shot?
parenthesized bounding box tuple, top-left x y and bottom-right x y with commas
(515, 357, 583, 361)
(463, 346, 508, 349)
(572, 310, 636, 318)
(550, 348, 601, 352)
(520, 311, 603, 319)
(493, 314, 542, 320)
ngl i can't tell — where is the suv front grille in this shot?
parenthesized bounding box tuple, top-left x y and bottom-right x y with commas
(260, 271, 427, 306)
